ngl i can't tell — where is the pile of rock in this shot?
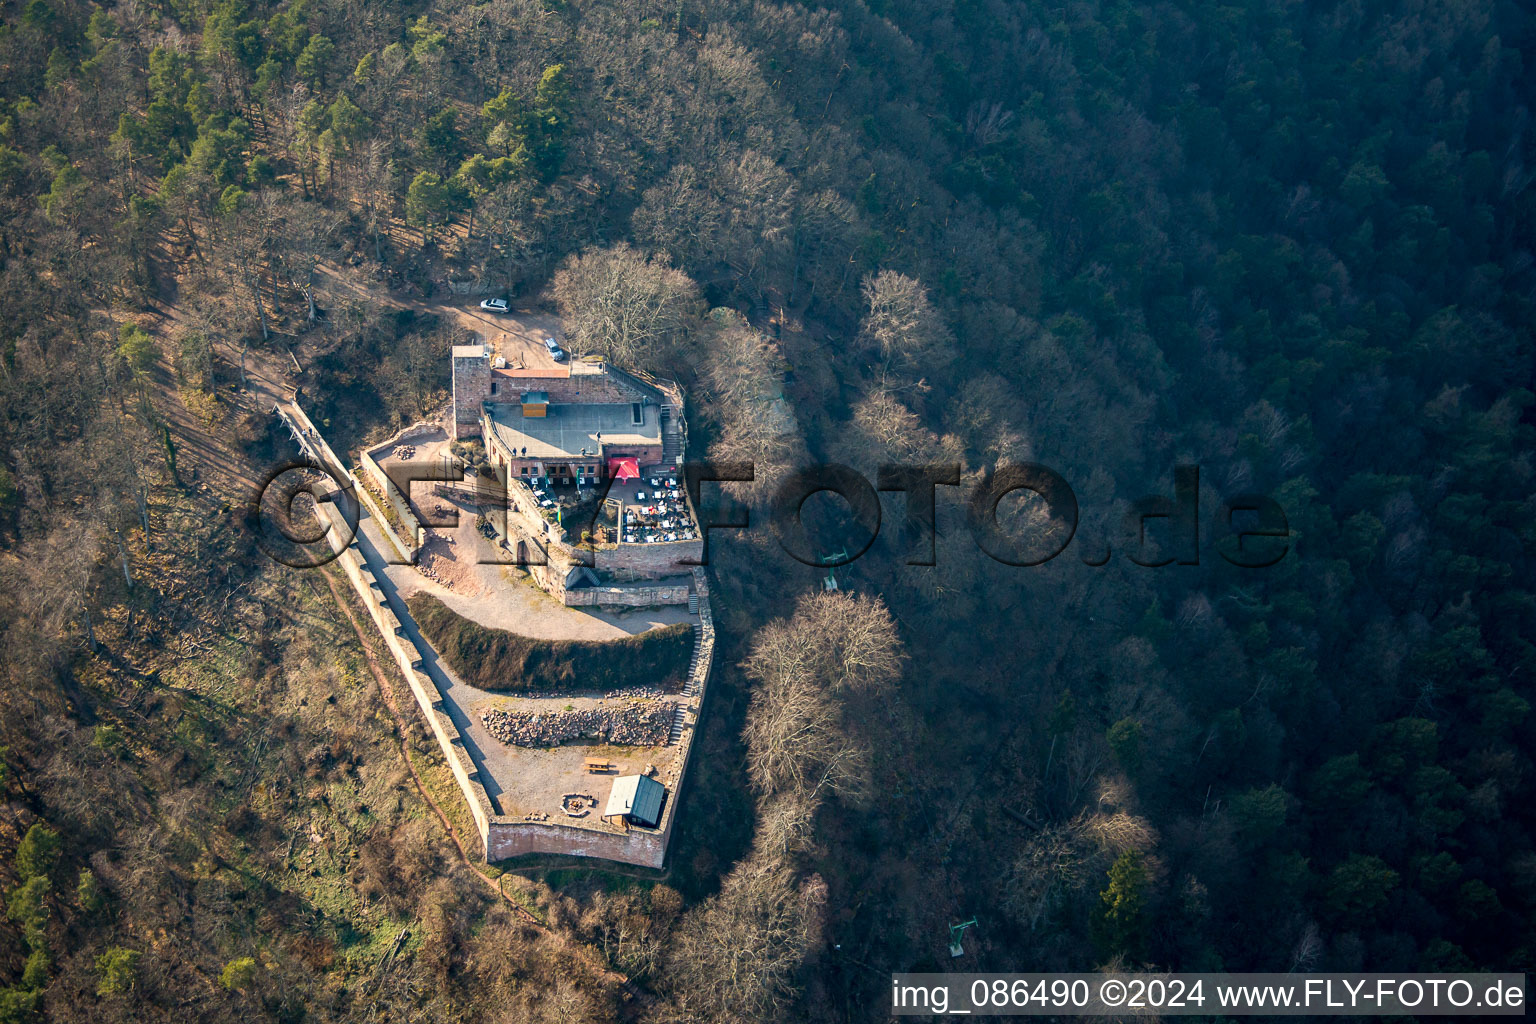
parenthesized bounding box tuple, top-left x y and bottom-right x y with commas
(416, 562, 454, 590)
(602, 685, 665, 700)
(392, 444, 418, 460)
(481, 702, 676, 747)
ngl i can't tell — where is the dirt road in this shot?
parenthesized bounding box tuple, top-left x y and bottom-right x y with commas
(317, 265, 569, 369)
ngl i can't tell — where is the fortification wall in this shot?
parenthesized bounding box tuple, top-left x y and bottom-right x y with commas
(487, 565, 716, 868)
(274, 403, 420, 563)
(276, 402, 717, 870)
(485, 819, 668, 866)
(511, 374, 646, 406)
(309, 473, 496, 852)
(500, 476, 702, 584)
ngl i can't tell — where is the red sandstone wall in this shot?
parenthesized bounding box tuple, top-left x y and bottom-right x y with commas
(484, 820, 667, 867)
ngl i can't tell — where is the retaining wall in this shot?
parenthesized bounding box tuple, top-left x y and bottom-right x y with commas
(485, 819, 669, 863)
(563, 582, 691, 608)
(359, 449, 426, 559)
(447, 279, 498, 296)
(594, 538, 704, 575)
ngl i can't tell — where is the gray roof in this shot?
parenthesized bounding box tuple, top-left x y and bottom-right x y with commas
(604, 774, 665, 826)
(487, 401, 660, 460)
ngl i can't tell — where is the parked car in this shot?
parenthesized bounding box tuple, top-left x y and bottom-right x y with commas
(544, 336, 567, 362)
(479, 298, 510, 313)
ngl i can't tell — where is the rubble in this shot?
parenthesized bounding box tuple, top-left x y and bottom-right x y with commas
(481, 701, 676, 747)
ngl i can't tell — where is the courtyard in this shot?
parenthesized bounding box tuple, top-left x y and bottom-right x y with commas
(351, 412, 702, 834)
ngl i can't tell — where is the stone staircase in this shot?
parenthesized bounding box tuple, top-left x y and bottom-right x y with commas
(660, 405, 684, 467)
(683, 620, 704, 695)
(669, 607, 708, 745)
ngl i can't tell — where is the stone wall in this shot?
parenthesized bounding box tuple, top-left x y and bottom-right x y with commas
(501, 372, 651, 407)
(359, 450, 425, 559)
(499, 475, 702, 585)
(496, 465, 703, 585)
(481, 701, 676, 747)
(501, 446, 663, 479)
(485, 820, 668, 865)
(483, 566, 716, 869)
(303, 454, 497, 852)
(563, 582, 691, 607)
(275, 403, 420, 563)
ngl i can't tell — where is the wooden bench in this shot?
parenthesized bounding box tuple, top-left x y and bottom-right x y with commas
(584, 759, 614, 773)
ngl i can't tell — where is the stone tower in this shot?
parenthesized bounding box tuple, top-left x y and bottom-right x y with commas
(451, 343, 491, 439)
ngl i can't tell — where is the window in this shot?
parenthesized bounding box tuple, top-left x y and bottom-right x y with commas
(490, 381, 499, 396)
(631, 402, 643, 425)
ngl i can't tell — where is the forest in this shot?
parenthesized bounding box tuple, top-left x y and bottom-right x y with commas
(0, 0, 1532, 1019)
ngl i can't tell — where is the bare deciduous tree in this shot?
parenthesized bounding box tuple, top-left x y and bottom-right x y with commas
(741, 592, 904, 803)
(858, 269, 954, 373)
(700, 316, 803, 500)
(659, 859, 825, 1024)
(550, 243, 702, 371)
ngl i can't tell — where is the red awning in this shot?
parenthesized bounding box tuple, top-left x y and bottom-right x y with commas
(608, 457, 640, 480)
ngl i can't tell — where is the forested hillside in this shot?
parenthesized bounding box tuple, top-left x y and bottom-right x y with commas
(0, 0, 1532, 1019)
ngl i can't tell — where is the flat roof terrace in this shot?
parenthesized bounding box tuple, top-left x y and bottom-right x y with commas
(487, 402, 661, 461)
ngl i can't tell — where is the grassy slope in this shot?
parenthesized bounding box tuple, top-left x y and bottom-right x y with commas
(407, 593, 692, 692)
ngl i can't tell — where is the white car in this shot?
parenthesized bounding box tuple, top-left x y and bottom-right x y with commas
(544, 336, 567, 362)
(479, 298, 510, 313)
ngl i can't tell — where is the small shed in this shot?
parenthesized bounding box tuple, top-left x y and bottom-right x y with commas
(520, 390, 550, 417)
(603, 775, 666, 828)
